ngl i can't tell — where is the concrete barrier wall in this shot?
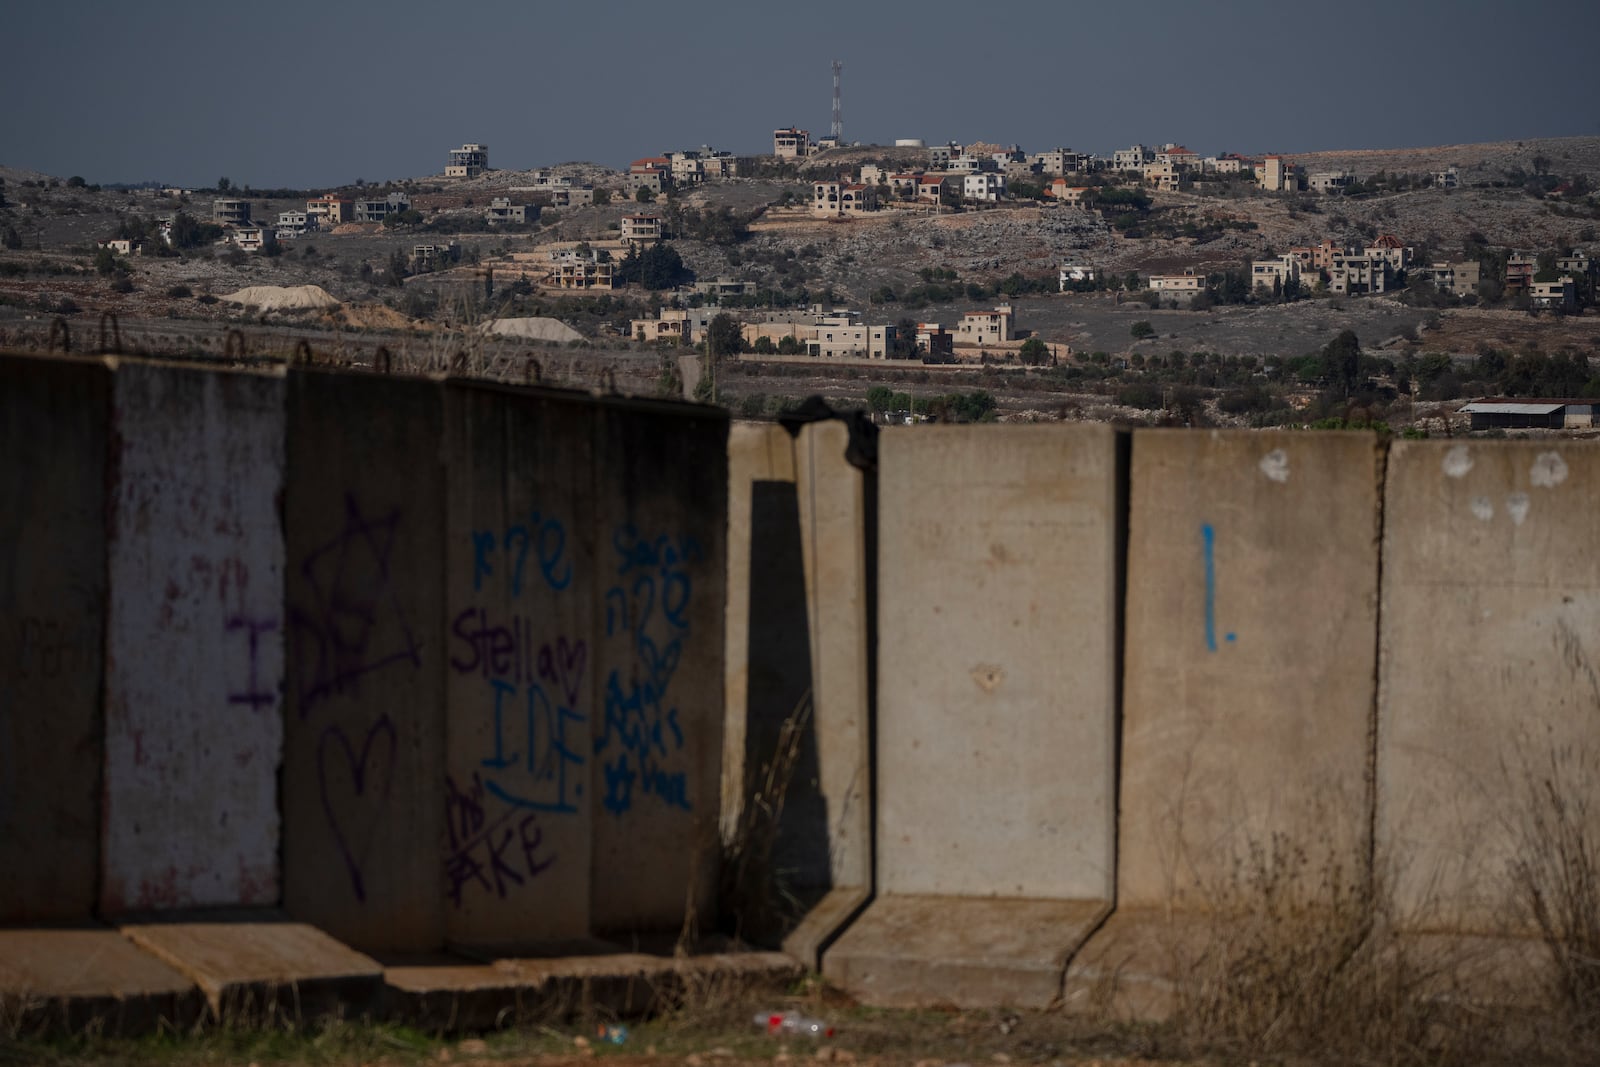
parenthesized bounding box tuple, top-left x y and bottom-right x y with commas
(873, 424, 1121, 900)
(20, 342, 1600, 991)
(1117, 430, 1382, 906)
(444, 384, 598, 949)
(283, 370, 446, 951)
(589, 397, 727, 935)
(785, 420, 873, 961)
(824, 424, 1125, 1007)
(0, 355, 109, 921)
(722, 420, 874, 965)
(722, 423, 799, 839)
(1379, 440, 1600, 932)
(102, 362, 286, 913)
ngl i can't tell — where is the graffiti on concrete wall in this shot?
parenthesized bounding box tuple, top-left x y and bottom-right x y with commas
(1201, 523, 1236, 652)
(598, 524, 702, 816)
(443, 510, 709, 909)
(289, 492, 422, 903)
(448, 509, 582, 908)
(291, 494, 423, 717)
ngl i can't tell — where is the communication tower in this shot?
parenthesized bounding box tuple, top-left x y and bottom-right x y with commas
(831, 60, 843, 142)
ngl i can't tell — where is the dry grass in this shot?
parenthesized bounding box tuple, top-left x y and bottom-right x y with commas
(1163, 834, 1466, 1063)
(1507, 742, 1600, 1044)
(718, 691, 815, 948)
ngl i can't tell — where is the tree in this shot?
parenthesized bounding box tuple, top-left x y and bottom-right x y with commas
(892, 317, 919, 359)
(67, 175, 86, 189)
(1323, 329, 1362, 394)
(2, 225, 21, 250)
(1019, 337, 1050, 366)
(168, 210, 222, 249)
(706, 312, 744, 357)
(1130, 320, 1155, 340)
(635, 186, 655, 203)
(614, 243, 690, 290)
(592, 188, 612, 205)
(866, 385, 895, 413)
(217, 177, 233, 193)
(387, 248, 409, 287)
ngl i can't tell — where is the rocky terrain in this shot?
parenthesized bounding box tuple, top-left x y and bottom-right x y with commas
(2, 136, 1597, 426)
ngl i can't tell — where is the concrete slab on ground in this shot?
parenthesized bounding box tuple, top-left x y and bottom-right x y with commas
(822, 896, 1110, 1009)
(381, 951, 547, 1031)
(120, 915, 382, 1021)
(0, 925, 203, 1035)
(493, 946, 802, 1019)
(1061, 908, 1208, 1022)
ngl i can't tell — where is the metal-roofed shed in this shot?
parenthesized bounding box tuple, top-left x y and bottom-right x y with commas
(1458, 399, 1595, 430)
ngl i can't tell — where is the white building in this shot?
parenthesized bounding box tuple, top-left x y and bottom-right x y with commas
(963, 172, 1006, 202)
(446, 143, 489, 178)
(1059, 264, 1097, 289)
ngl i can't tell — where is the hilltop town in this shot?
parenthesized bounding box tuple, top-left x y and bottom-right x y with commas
(1, 127, 1598, 431)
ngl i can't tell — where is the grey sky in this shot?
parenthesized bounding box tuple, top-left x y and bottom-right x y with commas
(4, 0, 1596, 188)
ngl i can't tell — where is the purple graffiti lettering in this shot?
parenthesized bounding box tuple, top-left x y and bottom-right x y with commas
(227, 614, 279, 710)
(444, 771, 556, 907)
(290, 494, 422, 718)
(536, 636, 587, 708)
(317, 716, 398, 902)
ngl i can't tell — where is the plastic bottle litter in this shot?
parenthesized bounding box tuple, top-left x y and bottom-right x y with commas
(753, 1010, 835, 1038)
(596, 1023, 629, 1045)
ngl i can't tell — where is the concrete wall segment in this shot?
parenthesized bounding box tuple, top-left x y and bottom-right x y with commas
(874, 423, 1121, 900)
(0, 354, 110, 921)
(283, 369, 447, 951)
(1379, 439, 1600, 931)
(589, 397, 728, 934)
(101, 361, 286, 913)
(1117, 429, 1382, 907)
(443, 382, 598, 949)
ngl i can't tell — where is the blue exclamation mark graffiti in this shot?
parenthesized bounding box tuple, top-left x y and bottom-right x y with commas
(1202, 523, 1236, 652)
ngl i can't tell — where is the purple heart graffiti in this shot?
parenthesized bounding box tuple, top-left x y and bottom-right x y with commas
(318, 715, 398, 901)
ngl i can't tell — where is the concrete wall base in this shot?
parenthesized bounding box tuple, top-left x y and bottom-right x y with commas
(0, 927, 203, 1036)
(782, 885, 871, 971)
(120, 914, 383, 1022)
(823, 895, 1110, 1008)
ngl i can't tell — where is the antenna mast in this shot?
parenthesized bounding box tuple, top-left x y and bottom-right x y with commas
(831, 60, 843, 142)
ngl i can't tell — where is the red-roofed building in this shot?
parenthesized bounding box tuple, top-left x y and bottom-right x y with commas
(916, 173, 956, 203)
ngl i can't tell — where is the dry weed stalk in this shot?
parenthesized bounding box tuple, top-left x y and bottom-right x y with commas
(719, 689, 814, 947)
